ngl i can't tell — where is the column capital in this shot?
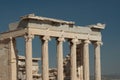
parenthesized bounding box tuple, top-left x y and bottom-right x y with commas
(9, 37, 15, 41)
(57, 37, 65, 42)
(77, 40, 82, 44)
(42, 36, 51, 41)
(9, 37, 13, 43)
(71, 38, 78, 44)
(94, 41, 103, 46)
(9, 37, 13, 40)
(24, 34, 34, 41)
(84, 39, 90, 44)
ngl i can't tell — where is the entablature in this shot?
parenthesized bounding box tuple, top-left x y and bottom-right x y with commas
(0, 14, 105, 42)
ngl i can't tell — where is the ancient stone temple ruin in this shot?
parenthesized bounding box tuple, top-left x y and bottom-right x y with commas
(0, 14, 105, 80)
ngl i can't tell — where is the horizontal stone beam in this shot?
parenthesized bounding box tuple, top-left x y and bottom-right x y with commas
(0, 29, 27, 40)
(29, 28, 101, 41)
(0, 28, 102, 41)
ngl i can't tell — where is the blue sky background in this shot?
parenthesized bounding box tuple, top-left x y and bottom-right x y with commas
(0, 0, 120, 75)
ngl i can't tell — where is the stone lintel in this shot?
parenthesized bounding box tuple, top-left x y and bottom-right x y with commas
(0, 27, 102, 41)
(0, 29, 27, 40)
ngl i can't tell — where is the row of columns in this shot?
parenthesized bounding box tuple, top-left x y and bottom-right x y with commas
(9, 34, 102, 80)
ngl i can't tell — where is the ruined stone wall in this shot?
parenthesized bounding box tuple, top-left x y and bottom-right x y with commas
(0, 40, 10, 80)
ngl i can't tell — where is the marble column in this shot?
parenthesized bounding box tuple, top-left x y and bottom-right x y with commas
(94, 41, 102, 80)
(9, 37, 17, 80)
(83, 40, 90, 80)
(41, 36, 50, 80)
(25, 34, 34, 80)
(57, 37, 65, 80)
(70, 38, 78, 80)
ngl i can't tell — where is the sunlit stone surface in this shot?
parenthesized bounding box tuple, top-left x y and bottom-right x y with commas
(0, 14, 105, 80)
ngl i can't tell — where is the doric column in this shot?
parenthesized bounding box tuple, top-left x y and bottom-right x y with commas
(83, 40, 90, 80)
(9, 37, 17, 80)
(70, 38, 78, 80)
(41, 36, 50, 80)
(57, 37, 65, 80)
(24, 34, 34, 80)
(94, 41, 102, 80)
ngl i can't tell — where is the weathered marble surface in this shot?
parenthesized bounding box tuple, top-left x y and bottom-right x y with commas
(0, 40, 10, 80)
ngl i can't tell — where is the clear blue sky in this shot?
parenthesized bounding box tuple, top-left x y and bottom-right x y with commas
(0, 0, 120, 75)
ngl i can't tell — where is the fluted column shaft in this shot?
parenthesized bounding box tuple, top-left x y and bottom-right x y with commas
(9, 37, 17, 80)
(70, 38, 78, 80)
(83, 40, 90, 80)
(41, 36, 50, 80)
(57, 37, 64, 80)
(94, 41, 102, 80)
(25, 34, 33, 80)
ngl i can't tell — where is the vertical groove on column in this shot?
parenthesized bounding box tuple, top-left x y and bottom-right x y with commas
(9, 37, 17, 80)
(57, 37, 64, 80)
(94, 41, 102, 80)
(70, 38, 78, 80)
(25, 34, 33, 80)
(83, 40, 90, 80)
(41, 36, 50, 80)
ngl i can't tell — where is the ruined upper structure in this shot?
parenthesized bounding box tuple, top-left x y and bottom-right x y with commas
(1, 13, 105, 41)
(0, 14, 105, 80)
